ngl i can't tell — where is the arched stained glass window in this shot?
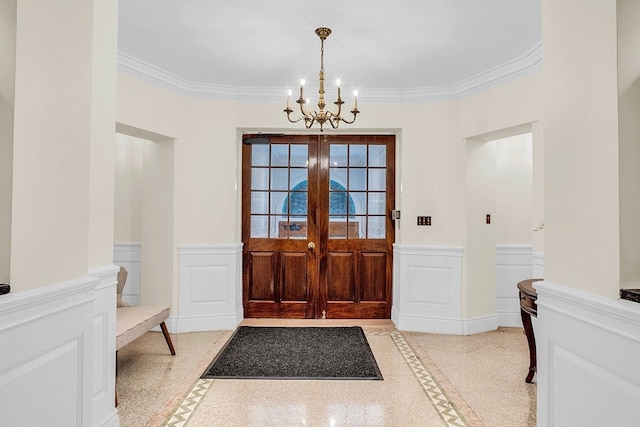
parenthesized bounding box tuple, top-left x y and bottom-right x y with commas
(284, 180, 355, 216)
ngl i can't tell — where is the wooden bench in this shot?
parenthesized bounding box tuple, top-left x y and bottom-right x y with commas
(115, 267, 175, 405)
(115, 266, 175, 355)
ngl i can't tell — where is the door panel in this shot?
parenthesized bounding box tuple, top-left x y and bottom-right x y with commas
(242, 134, 394, 319)
(327, 252, 356, 301)
(247, 252, 274, 300)
(360, 252, 387, 301)
(281, 252, 308, 301)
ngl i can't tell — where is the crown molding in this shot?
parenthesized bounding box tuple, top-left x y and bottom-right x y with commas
(117, 42, 542, 103)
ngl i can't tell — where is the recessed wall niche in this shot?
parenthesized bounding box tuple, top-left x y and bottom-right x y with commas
(113, 132, 175, 309)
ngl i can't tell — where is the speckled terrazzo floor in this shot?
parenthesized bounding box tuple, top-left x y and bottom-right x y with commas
(115, 320, 536, 427)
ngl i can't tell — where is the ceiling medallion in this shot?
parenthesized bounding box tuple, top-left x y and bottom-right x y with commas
(284, 27, 359, 132)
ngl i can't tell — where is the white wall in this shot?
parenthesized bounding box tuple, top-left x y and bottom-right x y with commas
(618, 0, 640, 289)
(0, 0, 16, 285)
(114, 134, 144, 243)
(495, 133, 533, 244)
(113, 133, 144, 305)
(465, 140, 497, 320)
(116, 71, 544, 330)
(460, 133, 534, 327)
(87, 0, 117, 271)
(10, 1, 94, 288)
(398, 100, 466, 246)
(113, 134, 144, 306)
(140, 138, 175, 309)
(542, 0, 620, 298)
(531, 120, 544, 259)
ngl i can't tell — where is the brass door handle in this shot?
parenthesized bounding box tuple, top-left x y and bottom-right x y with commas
(308, 242, 316, 250)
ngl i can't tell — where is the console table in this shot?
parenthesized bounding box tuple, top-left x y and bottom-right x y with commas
(517, 278, 542, 383)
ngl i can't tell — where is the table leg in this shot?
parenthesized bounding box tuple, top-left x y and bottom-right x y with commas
(520, 308, 536, 383)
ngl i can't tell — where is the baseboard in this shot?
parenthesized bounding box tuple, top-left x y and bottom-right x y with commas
(170, 314, 238, 333)
(95, 411, 120, 427)
(462, 314, 499, 335)
(496, 310, 522, 328)
(395, 314, 467, 334)
(395, 313, 498, 335)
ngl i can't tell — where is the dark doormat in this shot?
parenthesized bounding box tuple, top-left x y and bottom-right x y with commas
(201, 326, 383, 380)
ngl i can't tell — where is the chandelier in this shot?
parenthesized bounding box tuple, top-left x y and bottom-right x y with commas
(284, 27, 359, 132)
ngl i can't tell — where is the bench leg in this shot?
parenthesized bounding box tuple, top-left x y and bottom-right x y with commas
(115, 351, 118, 407)
(160, 322, 176, 355)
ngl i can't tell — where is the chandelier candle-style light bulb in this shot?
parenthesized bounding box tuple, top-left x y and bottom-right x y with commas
(284, 27, 360, 132)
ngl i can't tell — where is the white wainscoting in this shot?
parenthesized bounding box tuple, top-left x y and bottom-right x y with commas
(392, 245, 466, 334)
(533, 252, 544, 278)
(113, 242, 141, 305)
(535, 281, 640, 427)
(496, 245, 533, 327)
(176, 244, 243, 332)
(0, 276, 99, 427)
(89, 265, 120, 427)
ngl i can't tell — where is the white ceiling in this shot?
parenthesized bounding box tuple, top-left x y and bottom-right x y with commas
(117, 0, 541, 101)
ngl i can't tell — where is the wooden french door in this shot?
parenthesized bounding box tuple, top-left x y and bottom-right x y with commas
(242, 134, 395, 319)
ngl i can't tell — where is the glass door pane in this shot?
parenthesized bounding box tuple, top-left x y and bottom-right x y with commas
(328, 144, 387, 239)
(250, 143, 309, 239)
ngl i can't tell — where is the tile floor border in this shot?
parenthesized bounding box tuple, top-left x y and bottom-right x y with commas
(164, 379, 214, 427)
(400, 331, 486, 427)
(369, 331, 469, 427)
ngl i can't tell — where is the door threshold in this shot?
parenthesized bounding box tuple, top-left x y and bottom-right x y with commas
(240, 318, 395, 328)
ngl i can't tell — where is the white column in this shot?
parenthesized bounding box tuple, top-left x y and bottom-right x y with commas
(542, 0, 620, 297)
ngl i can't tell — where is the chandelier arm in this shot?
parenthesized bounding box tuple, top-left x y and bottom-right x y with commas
(321, 110, 337, 129)
(338, 109, 360, 125)
(304, 112, 317, 129)
(286, 115, 303, 124)
(333, 101, 343, 119)
(297, 99, 308, 118)
(284, 107, 304, 123)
